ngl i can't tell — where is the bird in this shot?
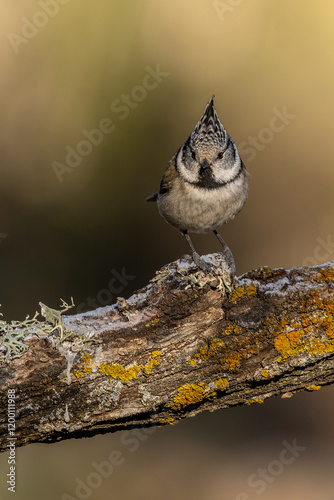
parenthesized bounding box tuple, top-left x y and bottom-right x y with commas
(146, 96, 249, 274)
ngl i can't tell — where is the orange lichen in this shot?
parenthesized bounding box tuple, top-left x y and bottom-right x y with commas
(264, 313, 289, 336)
(223, 323, 243, 336)
(261, 369, 269, 379)
(320, 316, 334, 337)
(214, 378, 229, 391)
(314, 268, 334, 283)
(275, 314, 334, 361)
(220, 350, 245, 372)
(230, 283, 257, 302)
(299, 291, 334, 317)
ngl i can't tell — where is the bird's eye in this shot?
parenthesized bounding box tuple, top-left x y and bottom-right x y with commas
(191, 151, 196, 160)
(217, 152, 224, 159)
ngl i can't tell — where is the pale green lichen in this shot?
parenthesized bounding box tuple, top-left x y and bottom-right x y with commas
(0, 299, 75, 362)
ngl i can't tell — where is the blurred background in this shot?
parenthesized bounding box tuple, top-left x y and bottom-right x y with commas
(1, 0, 334, 498)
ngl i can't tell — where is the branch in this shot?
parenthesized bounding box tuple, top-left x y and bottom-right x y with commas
(1, 255, 334, 452)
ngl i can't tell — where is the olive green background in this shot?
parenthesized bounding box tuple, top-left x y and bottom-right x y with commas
(1, 1, 334, 498)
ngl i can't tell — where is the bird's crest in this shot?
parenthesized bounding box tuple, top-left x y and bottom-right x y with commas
(191, 96, 226, 147)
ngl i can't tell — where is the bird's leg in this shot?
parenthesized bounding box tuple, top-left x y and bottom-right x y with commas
(213, 230, 236, 277)
(182, 230, 206, 270)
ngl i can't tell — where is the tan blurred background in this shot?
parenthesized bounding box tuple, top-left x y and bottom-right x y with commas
(1, 1, 334, 498)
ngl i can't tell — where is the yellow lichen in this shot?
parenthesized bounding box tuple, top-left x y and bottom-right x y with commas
(142, 350, 161, 375)
(145, 318, 159, 327)
(169, 383, 216, 411)
(214, 378, 229, 391)
(188, 338, 225, 365)
(98, 362, 140, 382)
(73, 353, 94, 378)
(306, 385, 321, 391)
(98, 350, 162, 382)
(247, 398, 264, 405)
(230, 283, 257, 302)
(73, 370, 84, 379)
(305, 336, 334, 356)
(261, 369, 269, 379)
(82, 353, 93, 374)
(160, 417, 175, 425)
(220, 350, 244, 372)
(259, 286, 334, 365)
(189, 323, 251, 374)
(275, 331, 304, 360)
(271, 287, 334, 362)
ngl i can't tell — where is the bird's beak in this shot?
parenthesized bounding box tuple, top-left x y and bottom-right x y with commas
(200, 160, 209, 175)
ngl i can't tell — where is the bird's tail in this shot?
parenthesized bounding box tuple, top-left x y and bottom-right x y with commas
(146, 193, 158, 202)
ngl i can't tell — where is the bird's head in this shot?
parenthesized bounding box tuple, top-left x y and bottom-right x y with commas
(175, 96, 241, 189)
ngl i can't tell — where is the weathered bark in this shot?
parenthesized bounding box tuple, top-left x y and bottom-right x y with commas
(1, 255, 334, 452)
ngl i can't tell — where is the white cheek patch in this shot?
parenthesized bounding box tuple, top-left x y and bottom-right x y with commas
(212, 155, 241, 184)
(176, 149, 199, 184)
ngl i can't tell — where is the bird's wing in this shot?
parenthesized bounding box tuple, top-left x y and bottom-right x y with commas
(146, 153, 178, 201)
(158, 154, 178, 196)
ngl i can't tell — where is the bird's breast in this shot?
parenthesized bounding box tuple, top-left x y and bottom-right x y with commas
(158, 169, 249, 234)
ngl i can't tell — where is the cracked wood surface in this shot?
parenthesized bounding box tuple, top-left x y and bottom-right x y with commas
(1, 255, 334, 452)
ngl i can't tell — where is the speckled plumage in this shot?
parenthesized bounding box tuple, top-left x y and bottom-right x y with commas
(147, 96, 249, 273)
